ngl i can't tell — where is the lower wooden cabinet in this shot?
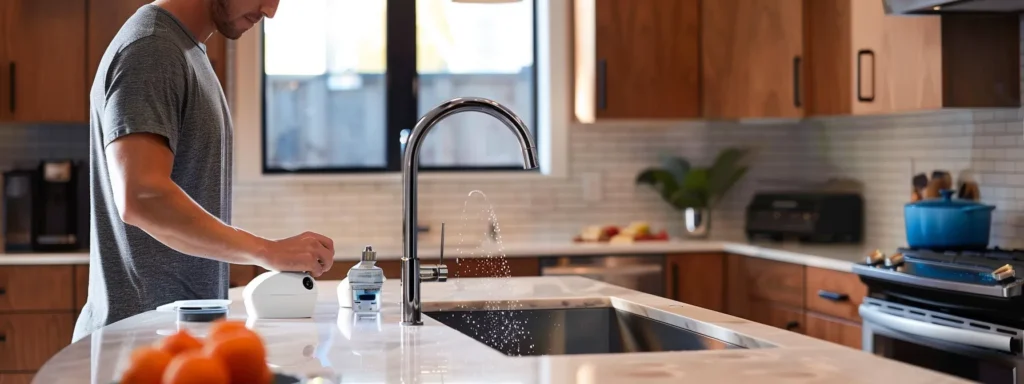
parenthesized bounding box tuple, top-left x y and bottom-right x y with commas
(315, 257, 541, 281)
(805, 312, 862, 349)
(0, 373, 34, 384)
(746, 300, 805, 334)
(228, 264, 258, 288)
(665, 254, 725, 312)
(0, 313, 74, 371)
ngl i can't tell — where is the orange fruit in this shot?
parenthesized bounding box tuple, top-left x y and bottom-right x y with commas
(119, 346, 172, 384)
(158, 330, 204, 356)
(207, 320, 250, 341)
(163, 351, 229, 384)
(204, 331, 269, 384)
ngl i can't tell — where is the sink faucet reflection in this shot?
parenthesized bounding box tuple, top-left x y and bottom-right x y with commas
(401, 97, 539, 325)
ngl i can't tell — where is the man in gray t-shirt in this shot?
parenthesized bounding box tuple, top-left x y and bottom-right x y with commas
(75, 0, 335, 341)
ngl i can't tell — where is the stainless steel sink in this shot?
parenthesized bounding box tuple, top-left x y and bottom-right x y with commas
(426, 307, 744, 356)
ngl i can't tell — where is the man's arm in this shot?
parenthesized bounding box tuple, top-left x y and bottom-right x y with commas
(105, 133, 334, 276)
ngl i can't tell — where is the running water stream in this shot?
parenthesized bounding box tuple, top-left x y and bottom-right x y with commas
(447, 190, 534, 355)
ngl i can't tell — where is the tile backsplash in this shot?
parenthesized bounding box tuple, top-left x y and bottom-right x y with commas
(1, 110, 1020, 251)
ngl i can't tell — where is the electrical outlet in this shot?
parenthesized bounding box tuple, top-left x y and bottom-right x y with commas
(581, 172, 603, 203)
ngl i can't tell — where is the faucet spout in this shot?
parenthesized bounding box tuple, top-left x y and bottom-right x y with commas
(401, 97, 539, 325)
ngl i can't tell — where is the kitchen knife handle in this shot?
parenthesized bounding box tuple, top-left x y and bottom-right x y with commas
(792, 56, 802, 108)
(857, 50, 875, 102)
(597, 59, 607, 110)
(8, 62, 14, 113)
(671, 262, 679, 300)
(817, 290, 850, 302)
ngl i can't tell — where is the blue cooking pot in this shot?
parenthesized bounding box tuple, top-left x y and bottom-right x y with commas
(905, 190, 995, 250)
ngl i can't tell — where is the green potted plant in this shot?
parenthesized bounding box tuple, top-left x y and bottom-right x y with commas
(635, 148, 751, 238)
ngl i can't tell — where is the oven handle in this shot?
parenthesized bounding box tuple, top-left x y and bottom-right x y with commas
(860, 304, 1017, 353)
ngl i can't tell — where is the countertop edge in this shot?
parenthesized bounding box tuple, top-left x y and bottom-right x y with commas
(0, 241, 864, 272)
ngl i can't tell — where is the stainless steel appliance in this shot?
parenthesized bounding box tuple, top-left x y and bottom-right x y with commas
(540, 255, 663, 296)
(884, 0, 1024, 14)
(854, 248, 1024, 383)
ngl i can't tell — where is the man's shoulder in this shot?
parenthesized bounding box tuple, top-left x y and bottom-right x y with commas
(107, 7, 191, 64)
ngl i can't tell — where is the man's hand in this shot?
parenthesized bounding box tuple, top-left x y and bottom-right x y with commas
(256, 232, 336, 277)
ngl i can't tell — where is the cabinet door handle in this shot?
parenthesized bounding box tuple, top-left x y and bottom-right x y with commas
(8, 62, 15, 113)
(817, 290, 850, 302)
(670, 262, 679, 300)
(596, 59, 607, 110)
(857, 49, 875, 102)
(785, 321, 800, 331)
(0, 333, 6, 343)
(0, 287, 5, 295)
(792, 56, 801, 108)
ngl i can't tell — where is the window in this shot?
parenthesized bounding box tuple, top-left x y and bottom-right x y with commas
(262, 0, 537, 173)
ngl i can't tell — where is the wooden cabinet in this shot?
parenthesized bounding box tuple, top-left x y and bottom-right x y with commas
(805, 266, 866, 322)
(0, 0, 88, 123)
(0, 373, 34, 384)
(74, 266, 88, 312)
(746, 300, 805, 334)
(0, 266, 74, 312)
(593, 0, 699, 118)
(0, 313, 74, 371)
(665, 253, 724, 312)
(805, 312, 862, 349)
(721, 254, 867, 349)
(725, 254, 805, 319)
(804, 0, 942, 116)
(87, 0, 229, 92)
(574, 0, 700, 121)
(295, 257, 541, 281)
(941, 14, 1020, 108)
(0, 265, 87, 380)
(702, 0, 804, 119)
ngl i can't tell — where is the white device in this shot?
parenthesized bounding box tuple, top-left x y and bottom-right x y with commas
(338, 246, 384, 312)
(243, 271, 318, 319)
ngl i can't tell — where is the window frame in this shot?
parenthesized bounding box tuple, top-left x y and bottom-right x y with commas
(260, 0, 540, 175)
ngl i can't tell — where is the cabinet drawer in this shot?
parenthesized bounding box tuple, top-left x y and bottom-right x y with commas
(0, 266, 74, 312)
(805, 312, 862, 349)
(746, 300, 805, 334)
(805, 267, 866, 322)
(0, 313, 74, 371)
(0, 373, 34, 384)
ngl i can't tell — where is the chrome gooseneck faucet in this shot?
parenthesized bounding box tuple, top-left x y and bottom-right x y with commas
(401, 97, 539, 325)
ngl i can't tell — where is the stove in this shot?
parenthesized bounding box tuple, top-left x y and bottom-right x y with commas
(853, 247, 1024, 384)
(854, 247, 1024, 299)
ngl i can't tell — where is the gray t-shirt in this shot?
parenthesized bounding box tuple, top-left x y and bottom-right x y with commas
(74, 5, 233, 341)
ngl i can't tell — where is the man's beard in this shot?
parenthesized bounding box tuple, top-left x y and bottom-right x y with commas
(211, 0, 244, 40)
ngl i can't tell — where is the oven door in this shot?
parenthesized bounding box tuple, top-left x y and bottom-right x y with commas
(860, 299, 1024, 384)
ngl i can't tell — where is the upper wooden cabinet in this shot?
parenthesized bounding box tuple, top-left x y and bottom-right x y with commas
(575, 0, 700, 121)
(88, 1, 229, 92)
(804, 0, 942, 116)
(0, 0, 88, 123)
(702, 0, 804, 119)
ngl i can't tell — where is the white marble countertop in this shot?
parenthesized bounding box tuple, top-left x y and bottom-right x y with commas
(35, 277, 966, 383)
(0, 240, 876, 272)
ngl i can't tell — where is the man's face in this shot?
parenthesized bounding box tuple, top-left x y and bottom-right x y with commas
(211, 0, 279, 40)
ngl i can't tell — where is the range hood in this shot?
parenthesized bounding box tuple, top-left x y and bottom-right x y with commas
(884, 0, 1024, 14)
